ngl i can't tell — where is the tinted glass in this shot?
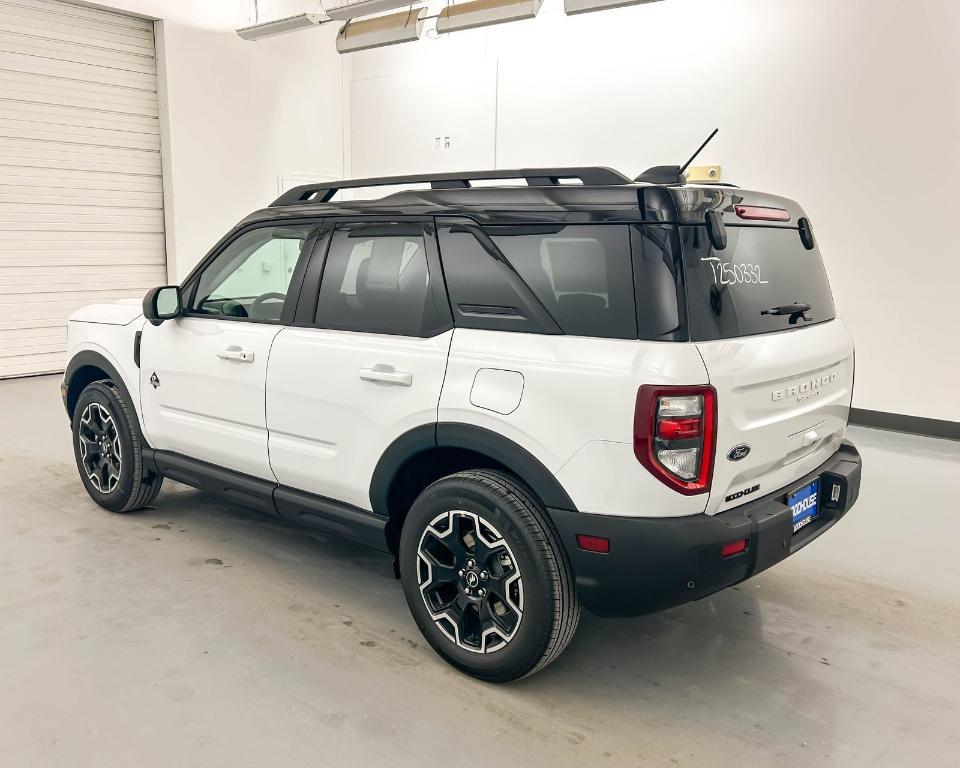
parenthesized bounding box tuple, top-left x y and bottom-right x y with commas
(487, 225, 636, 339)
(192, 223, 318, 321)
(631, 224, 685, 340)
(315, 223, 443, 337)
(681, 224, 837, 340)
(437, 225, 557, 334)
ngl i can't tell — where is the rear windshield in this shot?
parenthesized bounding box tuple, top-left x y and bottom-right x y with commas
(680, 224, 837, 340)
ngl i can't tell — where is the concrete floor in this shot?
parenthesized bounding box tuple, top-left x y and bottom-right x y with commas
(1, 375, 959, 768)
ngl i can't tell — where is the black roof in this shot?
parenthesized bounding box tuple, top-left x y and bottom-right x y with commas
(238, 166, 802, 227)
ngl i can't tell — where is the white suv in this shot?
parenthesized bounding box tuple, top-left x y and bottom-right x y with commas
(62, 167, 862, 681)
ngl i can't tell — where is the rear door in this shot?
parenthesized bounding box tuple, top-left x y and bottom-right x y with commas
(678, 192, 854, 514)
(266, 220, 452, 511)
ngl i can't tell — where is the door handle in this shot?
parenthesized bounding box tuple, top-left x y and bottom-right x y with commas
(218, 345, 255, 363)
(359, 366, 413, 387)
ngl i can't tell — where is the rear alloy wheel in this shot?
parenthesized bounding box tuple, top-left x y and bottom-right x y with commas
(417, 509, 524, 654)
(400, 470, 580, 682)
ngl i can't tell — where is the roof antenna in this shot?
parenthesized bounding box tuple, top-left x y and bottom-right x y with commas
(679, 128, 719, 175)
(635, 128, 719, 185)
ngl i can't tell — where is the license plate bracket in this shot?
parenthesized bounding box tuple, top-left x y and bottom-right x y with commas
(788, 478, 820, 534)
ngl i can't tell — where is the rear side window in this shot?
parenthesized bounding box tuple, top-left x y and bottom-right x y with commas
(315, 223, 448, 337)
(487, 225, 637, 339)
(681, 224, 837, 340)
(437, 224, 559, 334)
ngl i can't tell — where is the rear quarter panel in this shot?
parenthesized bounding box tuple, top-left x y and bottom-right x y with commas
(439, 329, 711, 517)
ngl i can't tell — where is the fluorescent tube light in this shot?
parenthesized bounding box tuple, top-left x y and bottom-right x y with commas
(336, 8, 425, 54)
(436, 0, 542, 34)
(564, 0, 662, 16)
(325, 0, 423, 21)
(236, 13, 327, 41)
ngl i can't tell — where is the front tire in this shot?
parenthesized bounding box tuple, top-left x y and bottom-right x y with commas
(399, 470, 580, 682)
(72, 380, 162, 513)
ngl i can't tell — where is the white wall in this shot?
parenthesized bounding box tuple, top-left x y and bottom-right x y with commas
(347, 0, 960, 422)
(87, 0, 347, 280)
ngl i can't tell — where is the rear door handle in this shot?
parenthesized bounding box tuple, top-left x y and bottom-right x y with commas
(218, 345, 255, 363)
(359, 366, 413, 387)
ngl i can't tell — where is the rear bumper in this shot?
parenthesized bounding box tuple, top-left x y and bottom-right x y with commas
(548, 441, 862, 617)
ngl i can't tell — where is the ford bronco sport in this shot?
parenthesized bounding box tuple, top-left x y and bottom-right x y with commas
(62, 165, 862, 681)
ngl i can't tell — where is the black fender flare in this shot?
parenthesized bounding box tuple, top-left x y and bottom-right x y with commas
(63, 350, 136, 421)
(368, 422, 577, 518)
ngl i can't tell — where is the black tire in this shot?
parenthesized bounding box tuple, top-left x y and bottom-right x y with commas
(71, 380, 162, 513)
(399, 469, 580, 682)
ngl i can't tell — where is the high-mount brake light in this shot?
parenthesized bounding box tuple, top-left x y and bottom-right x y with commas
(634, 385, 717, 495)
(734, 205, 791, 222)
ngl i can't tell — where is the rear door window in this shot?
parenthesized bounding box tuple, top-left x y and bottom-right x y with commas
(314, 223, 449, 337)
(681, 224, 837, 340)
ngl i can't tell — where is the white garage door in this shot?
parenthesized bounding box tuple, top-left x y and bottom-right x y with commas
(0, 0, 166, 378)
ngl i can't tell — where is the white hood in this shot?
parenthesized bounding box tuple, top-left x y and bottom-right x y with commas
(69, 297, 144, 326)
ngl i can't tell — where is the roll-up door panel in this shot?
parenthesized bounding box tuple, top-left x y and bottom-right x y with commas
(0, 0, 166, 377)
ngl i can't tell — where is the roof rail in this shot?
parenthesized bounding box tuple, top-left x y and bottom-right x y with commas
(269, 167, 632, 207)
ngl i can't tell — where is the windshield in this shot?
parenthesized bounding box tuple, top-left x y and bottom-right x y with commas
(680, 224, 837, 340)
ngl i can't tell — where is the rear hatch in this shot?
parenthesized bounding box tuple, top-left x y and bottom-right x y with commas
(675, 187, 854, 515)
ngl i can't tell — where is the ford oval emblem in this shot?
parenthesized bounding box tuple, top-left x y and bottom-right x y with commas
(727, 444, 751, 462)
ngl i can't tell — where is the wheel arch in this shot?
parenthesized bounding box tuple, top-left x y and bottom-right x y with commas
(64, 351, 137, 422)
(370, 423, 577, 555)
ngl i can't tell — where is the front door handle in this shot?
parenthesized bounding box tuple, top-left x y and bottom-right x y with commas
(218, 345, 255, 363)
(359, 366, 413, 387)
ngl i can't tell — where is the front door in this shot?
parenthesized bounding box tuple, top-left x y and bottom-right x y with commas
(139, 221, 323, 480)
(267, 221, 453, 510)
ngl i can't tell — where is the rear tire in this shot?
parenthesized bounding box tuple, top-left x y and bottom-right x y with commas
(72, 380, 162, 513)
(399, 469, 580, 682)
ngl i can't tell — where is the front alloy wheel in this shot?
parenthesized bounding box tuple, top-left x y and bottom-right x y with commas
(77, 402, 123, 493)
(71, 380, 163, 513)
(418, 509, 523, 654)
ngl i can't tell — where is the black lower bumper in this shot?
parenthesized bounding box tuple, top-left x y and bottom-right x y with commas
(548, 441, 862, 617)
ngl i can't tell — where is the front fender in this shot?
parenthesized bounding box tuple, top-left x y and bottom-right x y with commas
(63, 346, 145, 439)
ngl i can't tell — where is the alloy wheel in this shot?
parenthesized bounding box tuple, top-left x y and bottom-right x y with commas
(417, 509, 523, 654)
(78, 402, 123, 494)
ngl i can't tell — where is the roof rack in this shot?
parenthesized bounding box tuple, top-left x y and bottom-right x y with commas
(270, 167, 633, 207)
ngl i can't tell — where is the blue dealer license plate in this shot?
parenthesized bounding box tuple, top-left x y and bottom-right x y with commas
(788, 479, 820, 534)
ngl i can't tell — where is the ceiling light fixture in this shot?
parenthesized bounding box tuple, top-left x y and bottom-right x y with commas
(236, 13, 328, 41)
(436, 0, 543, 34)
(564, 0, 662, 16)
(325, 0, 425, 21)
(336, 7, 426, 53)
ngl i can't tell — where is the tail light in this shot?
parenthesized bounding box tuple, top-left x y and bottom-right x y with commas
(634, 385, 717, 495)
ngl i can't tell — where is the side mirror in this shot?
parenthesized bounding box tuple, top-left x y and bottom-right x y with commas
(143, 285, 182, 326)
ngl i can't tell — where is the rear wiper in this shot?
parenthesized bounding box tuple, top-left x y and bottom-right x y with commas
(761, 302, 811, 325)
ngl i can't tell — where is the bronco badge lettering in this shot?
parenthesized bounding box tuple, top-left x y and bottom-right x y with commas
(772, 372, 838, 403)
